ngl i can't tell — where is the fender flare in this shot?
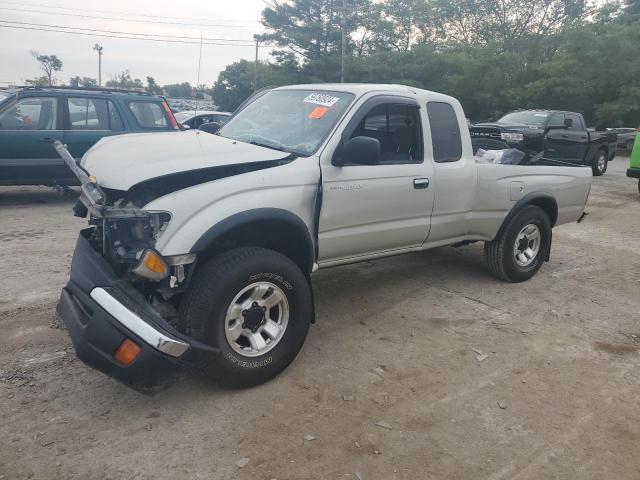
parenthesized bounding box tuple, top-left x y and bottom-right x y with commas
(189, 208, 316, 272)
(495, 192, 558, 239)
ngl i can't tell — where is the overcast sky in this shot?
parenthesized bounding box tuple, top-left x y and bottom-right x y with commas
(0, 0, 273, 86)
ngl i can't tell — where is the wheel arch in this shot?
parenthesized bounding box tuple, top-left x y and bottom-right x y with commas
(190, 208, 315, 274)
(496, 192, 558, 240)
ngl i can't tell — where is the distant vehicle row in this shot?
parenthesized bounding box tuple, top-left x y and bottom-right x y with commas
(0, 87, 634, 187)
(0, 87, 228, 186)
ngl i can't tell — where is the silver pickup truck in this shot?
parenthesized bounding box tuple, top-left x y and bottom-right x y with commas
(55, 84, 592, 390)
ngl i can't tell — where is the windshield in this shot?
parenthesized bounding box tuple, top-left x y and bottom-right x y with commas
(498, 111, 549, 125)
(218, 89, 355, 156)
(174, 111, 193, 123)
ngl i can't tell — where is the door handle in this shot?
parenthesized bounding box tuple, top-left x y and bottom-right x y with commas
(561, 134, 569, 138)
(39, 137, 54, 143)
(413, 178, 429, 189)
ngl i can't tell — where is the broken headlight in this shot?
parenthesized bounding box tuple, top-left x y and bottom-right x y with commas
(104, 212, 171, 264)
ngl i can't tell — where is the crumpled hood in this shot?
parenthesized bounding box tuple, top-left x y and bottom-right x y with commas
(82, 130, 291, 190)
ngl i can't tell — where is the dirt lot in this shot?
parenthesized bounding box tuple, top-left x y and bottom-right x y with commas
(1, 157, 639, 480)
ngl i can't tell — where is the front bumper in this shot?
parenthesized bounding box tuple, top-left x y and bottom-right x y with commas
(627, 167, 640, 179)
(57, 229, 218, 391)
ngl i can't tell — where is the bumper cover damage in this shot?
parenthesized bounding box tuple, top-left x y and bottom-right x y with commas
(58, 230, 219, 391)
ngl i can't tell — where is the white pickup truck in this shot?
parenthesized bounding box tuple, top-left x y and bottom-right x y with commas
(55, 84, 592, 390)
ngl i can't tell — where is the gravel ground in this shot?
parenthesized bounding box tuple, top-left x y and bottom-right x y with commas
(1, 157, 639, 480)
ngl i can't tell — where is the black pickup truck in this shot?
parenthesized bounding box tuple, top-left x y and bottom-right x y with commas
(470, 110, 618, 175)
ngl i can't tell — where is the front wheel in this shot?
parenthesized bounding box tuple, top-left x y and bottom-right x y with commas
(179, 247, 312, 388)
(484, 205, 552, 282)
(592, 149, 608, 176)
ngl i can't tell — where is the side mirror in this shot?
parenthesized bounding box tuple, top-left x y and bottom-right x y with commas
(198, 121, 222, 134)
(333, 136, 381, 166)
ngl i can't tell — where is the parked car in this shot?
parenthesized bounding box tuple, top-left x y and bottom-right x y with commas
(174, 110, 232, 130)
(470, 110, 618, 176)
(609, 127, 637, 152)
(0, 86, 180, 186)
(54, 84, 592, 390)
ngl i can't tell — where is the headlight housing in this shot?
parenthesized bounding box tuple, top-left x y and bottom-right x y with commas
(104, 211, 171, 264)
(501, 132, 524, 143)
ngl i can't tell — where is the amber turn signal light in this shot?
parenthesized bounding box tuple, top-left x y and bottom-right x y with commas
(114, 339, 141, 365)
(132, 249, 169, 281)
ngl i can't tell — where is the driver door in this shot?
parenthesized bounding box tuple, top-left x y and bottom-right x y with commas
(318, 97, 435, 263)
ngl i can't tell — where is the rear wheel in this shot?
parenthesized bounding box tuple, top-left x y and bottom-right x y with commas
(592, 149, 608, 176)
(179, 247, 312, 387)
(484, 205, 552, 282)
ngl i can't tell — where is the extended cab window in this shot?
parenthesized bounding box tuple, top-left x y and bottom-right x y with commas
(127, 101, 170, 129)
(427, 102, 462, 163)
(354, 103, 422, 164)
(0, 97, 57, 130)
(565, 113, 583, 130)
(68, 97, 123, 130)
(548, 113, 565, 128)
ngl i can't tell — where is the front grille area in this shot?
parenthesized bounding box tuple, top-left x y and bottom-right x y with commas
(470, 128, 502, 139)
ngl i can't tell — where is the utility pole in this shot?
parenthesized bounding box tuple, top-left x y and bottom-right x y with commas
(93, 44, 103, 86)
(340, 0, 346, 83)
(253, 35, 259, 91)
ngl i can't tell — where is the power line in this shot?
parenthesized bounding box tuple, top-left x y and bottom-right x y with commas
(0, 20, 254, 43)
(0, 24, 257, 46)
(0, 0, 261, 25)
(0, 5, 260, 29)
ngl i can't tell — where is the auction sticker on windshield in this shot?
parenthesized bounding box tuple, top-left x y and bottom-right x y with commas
(304, 93, 340, 107)
(308, 106, 329, 119)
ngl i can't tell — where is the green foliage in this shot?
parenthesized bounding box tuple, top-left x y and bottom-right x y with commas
(145, 76, 163, 95)
(105, 71, 144, 89)
(163, 82, 193, 98)
(211, 0, 640, 127)
(69, 76, 97, 88)
(31, 52, 63, 86)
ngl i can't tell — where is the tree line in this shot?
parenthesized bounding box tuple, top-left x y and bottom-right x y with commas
(213, 0, 640, 126)
(24, 55, 214, 100)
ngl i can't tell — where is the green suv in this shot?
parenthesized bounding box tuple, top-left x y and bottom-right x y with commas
(0, 86, 180, 186)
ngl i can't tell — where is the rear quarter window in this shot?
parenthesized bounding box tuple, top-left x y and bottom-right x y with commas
(426, 102, 462, 163)
(127, 101, 171, 129)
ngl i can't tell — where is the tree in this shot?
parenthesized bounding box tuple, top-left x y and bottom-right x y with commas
(31, 52, 63, 86)
(163, 82, 193, 98)
(69, 76, 97, 88)
(213, 59, 300, 111)
(105, 70, 144, 89)
(145, 76, 163, 95)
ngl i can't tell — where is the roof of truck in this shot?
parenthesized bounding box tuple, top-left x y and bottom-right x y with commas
(274, 83, 457, 103)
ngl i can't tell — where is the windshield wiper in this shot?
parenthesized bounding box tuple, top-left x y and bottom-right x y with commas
(248, 140, 285, 152)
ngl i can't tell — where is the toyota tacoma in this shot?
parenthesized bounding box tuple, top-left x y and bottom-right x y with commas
(55, 84, 593, 390)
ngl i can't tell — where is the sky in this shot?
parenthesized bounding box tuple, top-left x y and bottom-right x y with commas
(0, 0, 274, 87)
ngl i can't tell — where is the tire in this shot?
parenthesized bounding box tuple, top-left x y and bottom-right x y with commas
(484, 205, 552, 283)
(592, 149, 608, 176)
(471, 138, 509, 154)
(179, 247, 312, 388)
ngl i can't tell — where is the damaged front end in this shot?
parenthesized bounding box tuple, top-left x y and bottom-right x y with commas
(53, 141, 217, 391)
(56, 141, 193, 292)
